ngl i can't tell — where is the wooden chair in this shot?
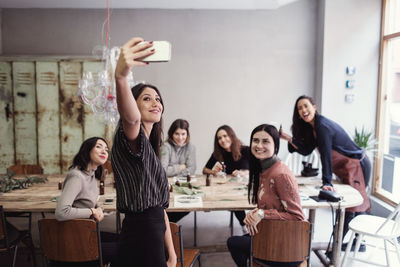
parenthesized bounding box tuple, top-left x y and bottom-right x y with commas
(250, 219, 312, 267)
(38, 218, 104, 267)
(102, 161, 113, 174)
(340, 202, 400, 267)
(170, 222, 201, 267)
(0, 205, 37, 267)
(7, 164, 44, 175)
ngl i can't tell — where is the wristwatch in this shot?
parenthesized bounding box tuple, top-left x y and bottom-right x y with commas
(257, 209, 264, 220)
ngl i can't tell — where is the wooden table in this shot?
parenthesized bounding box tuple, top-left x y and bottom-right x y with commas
(0, 174, 362, 266)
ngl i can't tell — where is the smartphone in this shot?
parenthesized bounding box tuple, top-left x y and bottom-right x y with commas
(139, 41, 171, 62)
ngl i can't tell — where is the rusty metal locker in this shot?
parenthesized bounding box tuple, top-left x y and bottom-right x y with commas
(12, 62, 37, 165)
(36, 62, 61, 174)
(0, 62, 14, 172)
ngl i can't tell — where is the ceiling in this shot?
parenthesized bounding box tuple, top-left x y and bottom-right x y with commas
(0, 0, 299, 10)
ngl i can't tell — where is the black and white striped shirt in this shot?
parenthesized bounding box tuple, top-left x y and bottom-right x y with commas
(111, 123, 169, 213)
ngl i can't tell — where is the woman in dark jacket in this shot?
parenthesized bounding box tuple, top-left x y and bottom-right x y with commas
(280, 95, 371, 251)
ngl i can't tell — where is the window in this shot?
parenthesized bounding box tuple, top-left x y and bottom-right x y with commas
(374, 0, 400, 205)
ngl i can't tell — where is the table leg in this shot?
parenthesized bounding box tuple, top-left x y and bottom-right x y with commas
(194, 211, 197, 247)
(331, 208, 345, 266)
(230, 211, 234, 236)
(308, 209, 316, 267)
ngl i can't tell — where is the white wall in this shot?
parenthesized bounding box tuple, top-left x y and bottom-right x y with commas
(1, 1, 318, 172)
(0, 0, 381, 175)
(320, 0, 380, 136)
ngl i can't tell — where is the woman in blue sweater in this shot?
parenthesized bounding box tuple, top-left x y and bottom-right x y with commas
(280, 95, 371, 251)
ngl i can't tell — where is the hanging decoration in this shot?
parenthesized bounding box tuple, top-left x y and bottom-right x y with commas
(78, 0, 135, 124)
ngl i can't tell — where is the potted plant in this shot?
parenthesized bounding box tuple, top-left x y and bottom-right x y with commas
(353, 127, 377, 152)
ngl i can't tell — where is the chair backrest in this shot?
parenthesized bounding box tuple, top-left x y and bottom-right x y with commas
(102, 161, 113, 174)
(38, 218, 102, 265)
(0, 206, 7, 244)
(7, 164, 43, 175)
(284, 150, 320, 176)
(252, 219, 312, 263)
(376, 202, 400, 235)
(169, 222, 184, 267)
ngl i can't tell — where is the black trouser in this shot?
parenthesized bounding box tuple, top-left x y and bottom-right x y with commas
(227, 234, 302, 267)
(116, 207, 167, 267)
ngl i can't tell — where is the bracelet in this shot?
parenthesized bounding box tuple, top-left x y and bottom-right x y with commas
(90, 208, 94, 215)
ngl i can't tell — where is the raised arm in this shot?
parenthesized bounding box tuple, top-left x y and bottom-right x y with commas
(115, 37, 154, 141)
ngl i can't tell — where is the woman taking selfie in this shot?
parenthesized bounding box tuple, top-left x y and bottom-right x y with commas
(111, 37, 176, 267)
(227, 124, 305, 267)
(203, 125, 249, 233)
(55, 136, 118, 266)
(280, 95, 371, 251)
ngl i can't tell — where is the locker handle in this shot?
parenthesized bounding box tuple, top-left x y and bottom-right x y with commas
(5, 103, 10, 121)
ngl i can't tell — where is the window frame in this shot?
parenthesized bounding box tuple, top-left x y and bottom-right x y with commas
(373, 0, 400, 206)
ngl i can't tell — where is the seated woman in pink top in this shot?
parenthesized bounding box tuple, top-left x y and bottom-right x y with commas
(227, 124, 305, 267)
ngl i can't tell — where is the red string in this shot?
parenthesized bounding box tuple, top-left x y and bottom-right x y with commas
(106, 0, 109, 47)
(106, 0, 112, 98)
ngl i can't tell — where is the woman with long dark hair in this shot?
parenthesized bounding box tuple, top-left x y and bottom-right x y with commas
(56, 136, 118, 266)
(280, 95, 371, 251)
(161, 118, 196, 177)
(203, 125, 249, 233)
(162, 118, 196, 223)
(227, 124, 305, 267)
(111, 37, 176, 267)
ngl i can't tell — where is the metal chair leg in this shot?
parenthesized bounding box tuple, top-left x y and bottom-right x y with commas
(194, 211, 197, 247)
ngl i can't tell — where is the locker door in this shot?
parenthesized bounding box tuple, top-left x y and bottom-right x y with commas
(59, 61, 83, 173)
(12, 62, 37, 165)
(36, 62, 61, 174)
(82, 61, 106, 140)
(0, 62, 15, 172)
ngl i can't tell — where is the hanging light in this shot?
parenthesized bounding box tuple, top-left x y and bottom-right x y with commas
(78, 0, 135, 125)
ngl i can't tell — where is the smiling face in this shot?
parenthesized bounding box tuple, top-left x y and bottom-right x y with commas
(297, 98, 317, 124)
(173, 128, 188, 146)
(251, 130, 275, 160)
(217, 129, 232, 152)
(89, 139, 109, 168)
(136, 87, 163, 123)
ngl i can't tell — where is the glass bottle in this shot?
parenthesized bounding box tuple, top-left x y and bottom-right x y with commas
(206, 174, 211, 186)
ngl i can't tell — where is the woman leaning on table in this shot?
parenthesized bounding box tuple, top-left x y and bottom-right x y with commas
(55, 136, 118, 266)
(203, 125, 250, 234)
(110, 37, 176, 267)
(227, 124, 306, 267)
(280, 95, 371, 250)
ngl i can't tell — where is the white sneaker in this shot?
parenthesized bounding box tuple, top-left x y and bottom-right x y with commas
(241, 225, 248, 235)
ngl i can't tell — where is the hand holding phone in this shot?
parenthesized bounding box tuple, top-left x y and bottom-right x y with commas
(138, 41, 171, 62)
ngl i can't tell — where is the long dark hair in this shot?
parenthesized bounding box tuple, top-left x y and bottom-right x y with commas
(167, 119, 190, 145)
(291, 95, 317, 147)
(69, 137, 108, 180)
(248, 124, 280, 205)
(213, 125, 242, 162)
(131, 83, 164, 158)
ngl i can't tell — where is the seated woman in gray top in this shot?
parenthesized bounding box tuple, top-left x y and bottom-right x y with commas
(161, 119, 196, 177)
(55, 136, 117, 266)
(161, 119, 196, 223)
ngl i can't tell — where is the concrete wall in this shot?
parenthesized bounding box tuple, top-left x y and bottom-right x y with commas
(0, 0, 381, 175)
